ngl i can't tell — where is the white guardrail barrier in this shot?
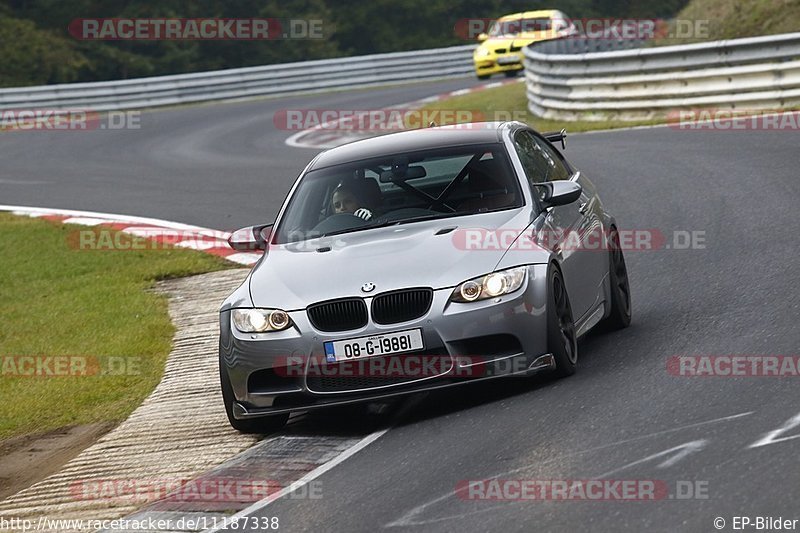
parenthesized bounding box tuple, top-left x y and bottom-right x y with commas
(523, 32, 800, 121)
(0, 45, 475, 112)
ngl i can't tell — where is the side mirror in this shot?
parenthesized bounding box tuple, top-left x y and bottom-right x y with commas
(477, 32, 488, 42)
(228, 224, 273, 251)
(536, 181, 582, 209)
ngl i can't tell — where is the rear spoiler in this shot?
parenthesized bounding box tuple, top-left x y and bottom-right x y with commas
(543, 128, 567, 149)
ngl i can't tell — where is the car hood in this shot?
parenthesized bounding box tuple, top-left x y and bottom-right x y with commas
(249, 209, 541, 310)
(478, 34, 553, 52)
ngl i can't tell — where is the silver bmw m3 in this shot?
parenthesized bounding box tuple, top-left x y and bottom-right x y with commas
(220, 121, 631, 432)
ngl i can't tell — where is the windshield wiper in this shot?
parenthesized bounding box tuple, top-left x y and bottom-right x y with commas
(369, 213, 464, 229)
(293, 213, 466, 242)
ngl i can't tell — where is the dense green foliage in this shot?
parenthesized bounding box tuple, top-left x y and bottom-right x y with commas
(672, 0, 800, 42)
(0, 0, 689, 86)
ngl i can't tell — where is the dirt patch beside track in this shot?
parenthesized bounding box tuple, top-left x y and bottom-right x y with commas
(0, 423, 115, 500)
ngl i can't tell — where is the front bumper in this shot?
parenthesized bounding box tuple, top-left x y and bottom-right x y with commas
(473, 53, 524, 76)
(220, 264, 551, 418)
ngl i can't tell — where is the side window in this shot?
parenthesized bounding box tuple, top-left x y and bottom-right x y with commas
(513, 131, 571, 192)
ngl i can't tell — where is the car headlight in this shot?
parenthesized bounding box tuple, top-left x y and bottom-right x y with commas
(474, 47, 491, 58)
(232, 308, 292, 332)
(450, 266, 528, 303)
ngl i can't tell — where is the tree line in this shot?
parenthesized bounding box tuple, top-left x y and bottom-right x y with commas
(0, 0, 689, 87)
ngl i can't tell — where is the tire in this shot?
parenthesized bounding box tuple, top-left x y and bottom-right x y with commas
(477, 74, 491, 80)
(547, 266, 578, 377)
(503, 70, 519, 78)
(600, 227, 632, 330)
(219, 356, 289, 434)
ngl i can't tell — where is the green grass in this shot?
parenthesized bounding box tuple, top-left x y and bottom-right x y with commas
(656, 0, 800, 45)
(0, 213, 231, 440)
(420, 0, 800, 129)
(415, 81, 664, 132)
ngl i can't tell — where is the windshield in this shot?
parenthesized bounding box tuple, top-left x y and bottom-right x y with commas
(488, 18, 553, 37)
(274, 143, 523, 244)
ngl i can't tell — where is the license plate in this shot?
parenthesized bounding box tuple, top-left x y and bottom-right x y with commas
(497, 55, 520, 65)
(324, 329, 424, 363)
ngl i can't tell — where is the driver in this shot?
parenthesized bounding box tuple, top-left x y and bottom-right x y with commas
(331, 183, 373, 221)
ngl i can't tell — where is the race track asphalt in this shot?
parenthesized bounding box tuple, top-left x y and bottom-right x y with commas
(3, 77, 798, 533)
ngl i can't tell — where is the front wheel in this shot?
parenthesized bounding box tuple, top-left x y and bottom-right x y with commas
(220, 356, 289, 434)
(477, 74, 491, 80)
(503, 70, 520, 78)
(547, 266, 578, 377)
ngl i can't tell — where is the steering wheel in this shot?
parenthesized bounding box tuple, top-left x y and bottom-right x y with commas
(311, 213, 370, 234)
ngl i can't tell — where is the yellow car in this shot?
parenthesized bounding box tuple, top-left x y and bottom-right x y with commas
(473, 10, 573, 79)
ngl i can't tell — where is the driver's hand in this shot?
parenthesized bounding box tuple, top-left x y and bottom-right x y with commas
(354, 208, 372, 221)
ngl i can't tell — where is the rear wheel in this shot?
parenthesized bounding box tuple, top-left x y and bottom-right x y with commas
(219, 356, 289, 434)
(504, 70, 520, 78)
(547, 266, 578, 377)
(600, 227, 632, 330)
(477, 74, 491, 80)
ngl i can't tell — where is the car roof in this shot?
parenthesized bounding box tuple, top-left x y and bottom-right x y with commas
(309, 122, 512, 170)
(497, 10, 562, 21)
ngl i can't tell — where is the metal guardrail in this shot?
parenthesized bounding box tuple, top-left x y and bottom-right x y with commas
(0, 45, 475, 112)
(523, 32, 800, 121)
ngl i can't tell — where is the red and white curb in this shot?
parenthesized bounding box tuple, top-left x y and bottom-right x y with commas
(409, 78, 521, 105)
(0, 208, 391, 531)
(284, 78, 524, 149)
(0, 205, 262, 266)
